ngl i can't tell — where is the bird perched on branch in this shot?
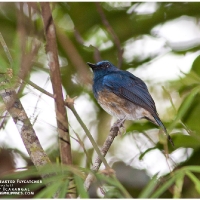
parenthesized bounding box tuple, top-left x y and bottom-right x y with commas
(87, 60, 174, 147)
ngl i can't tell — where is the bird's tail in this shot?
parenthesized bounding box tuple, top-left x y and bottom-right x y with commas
(153, 115, 174, 147)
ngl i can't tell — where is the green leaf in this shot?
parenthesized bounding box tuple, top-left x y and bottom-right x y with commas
(173, 172, 184, 198)
(138, 173, 158, 198)
(139, 147, 157, 160)
(191, 55, 200, 75)
(58, 179, 70, 198)
(95, 173, 132, 198)
(35, 179, 64, 198)
(74, 175, 89, 198)
(170, 85, 200, 129)
(182, 166, 200, 173)
(172, 134, 200, 149)
(185, 171, 200, 194)
(150, 175, 177, 198)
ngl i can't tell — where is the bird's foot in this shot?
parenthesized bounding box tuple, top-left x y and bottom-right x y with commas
(110, 118, 126, 136)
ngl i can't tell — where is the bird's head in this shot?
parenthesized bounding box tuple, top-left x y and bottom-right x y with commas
(87, 60, 118, 79)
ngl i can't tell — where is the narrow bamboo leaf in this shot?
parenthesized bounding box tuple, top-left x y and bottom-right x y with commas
(162, 86, 177, 113)
(74, 175, 89, 198)
(111, 176, 132, 198)
(58, 179, 69, 198)
(173, 172, 184, 198)
(172, 134, 200, 149)
(25, 180, 45, 192)
(139, 147, 157, 160)
(34, 179, 63, 198)
(170, 86, 200, 129)
(2, 167, 39, 180)
(138, 173, 158, 198)
(95, 173, 132, 198)
(182, 166, 200, 173)
(151, 175, 177, 198)
(185, 171, 200, 194)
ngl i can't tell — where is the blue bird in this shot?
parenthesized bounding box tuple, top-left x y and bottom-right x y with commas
(87, 60, 174, 147)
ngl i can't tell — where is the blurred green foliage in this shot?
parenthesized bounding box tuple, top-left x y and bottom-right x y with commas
(0, 2, 200, 198)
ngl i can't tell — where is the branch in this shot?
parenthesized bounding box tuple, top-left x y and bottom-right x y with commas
(41, 3, 75, 198)
(83, 119, 122, 190)
(40, 2, 73, 166)
(0, 89, 52, 177)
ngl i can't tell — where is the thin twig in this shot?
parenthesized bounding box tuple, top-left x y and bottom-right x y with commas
(56, 27, 91, 84)
(162, 86, 177, 113)
(70, 127, 93, 167)
(89, 45, 102, 63)
(73, 28, 102, 63)
(17, 3, 41, 83)
(74, 27, 84, 45)
(65, 96, 111, 170)
(95, 2, 123, 68)
(0, 111, 9, 130)
(26, 80, 55, 99)
(0, 32, 13, 68)
(31, 78, 50, 126)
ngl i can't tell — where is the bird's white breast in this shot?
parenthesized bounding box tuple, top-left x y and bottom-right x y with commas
(97, 89, 154, 121)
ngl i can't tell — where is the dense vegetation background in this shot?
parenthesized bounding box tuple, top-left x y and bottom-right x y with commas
(0, 2, 200, 198)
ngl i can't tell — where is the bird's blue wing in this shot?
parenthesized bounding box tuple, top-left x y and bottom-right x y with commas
(103, 71, 158, 115)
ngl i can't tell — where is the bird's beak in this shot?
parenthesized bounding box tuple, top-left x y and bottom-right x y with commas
(87, 62, 96, 69)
